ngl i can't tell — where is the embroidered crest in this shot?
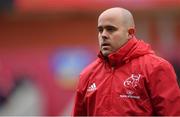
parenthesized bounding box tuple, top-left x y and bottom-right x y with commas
(124, 74, 141, 89)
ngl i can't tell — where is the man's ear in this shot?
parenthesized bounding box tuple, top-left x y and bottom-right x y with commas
(128, 28, 135, 35)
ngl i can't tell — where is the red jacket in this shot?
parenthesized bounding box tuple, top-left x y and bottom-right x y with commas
(73, 38, 180, 116)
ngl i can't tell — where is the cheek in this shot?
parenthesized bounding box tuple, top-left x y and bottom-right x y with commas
(98, 34, 101, 41)
(112, 34, 122, 43)
(98, 37, 102, 47)
(112, 34, 125, 48)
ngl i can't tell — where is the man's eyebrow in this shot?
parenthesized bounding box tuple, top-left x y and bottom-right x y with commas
(97, 25, 116, 29)
(97, 26, 102, 29)
(105, 25, 116, 28)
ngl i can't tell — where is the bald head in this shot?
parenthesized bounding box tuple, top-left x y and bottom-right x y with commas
(97, 7, 136, 57)
(98, 7, 135, 29)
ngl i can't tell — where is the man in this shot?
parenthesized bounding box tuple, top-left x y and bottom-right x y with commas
(73, 7, 180, 116)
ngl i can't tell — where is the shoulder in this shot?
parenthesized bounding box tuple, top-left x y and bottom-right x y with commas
(135, 53, 176, 79)
(140, 54, 176, 81)
(80, 58, 101, 77)
(77, 58, 102, 91)
(143, 54, 173, 70)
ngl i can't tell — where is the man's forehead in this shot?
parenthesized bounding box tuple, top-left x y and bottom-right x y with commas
(98, 11, 123, 26)
(97, 21, 117, 28)
(98, 14, 121, 28)
(98, 11, 121, 21)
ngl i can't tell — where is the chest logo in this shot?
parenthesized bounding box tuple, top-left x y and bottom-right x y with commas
(124, 74, 141, 89)
(87, 83, 97, 92)
(120, 74, 141, 99)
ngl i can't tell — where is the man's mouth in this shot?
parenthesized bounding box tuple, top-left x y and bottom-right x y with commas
(101, 43, 111, 50)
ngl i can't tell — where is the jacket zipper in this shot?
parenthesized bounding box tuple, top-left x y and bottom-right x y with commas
(109, 66, 115, 111)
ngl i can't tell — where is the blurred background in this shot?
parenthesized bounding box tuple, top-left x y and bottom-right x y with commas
(0, 0, 180, 116)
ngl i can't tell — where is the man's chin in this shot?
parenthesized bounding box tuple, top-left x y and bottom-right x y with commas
(101, 50, 111, 57)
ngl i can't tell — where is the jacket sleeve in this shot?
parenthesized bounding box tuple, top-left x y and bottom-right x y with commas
(148, 61, 180, 115)
(73, 75, 87, 116)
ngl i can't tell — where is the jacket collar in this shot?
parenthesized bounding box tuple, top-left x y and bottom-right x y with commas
(98, 37, 138, 67)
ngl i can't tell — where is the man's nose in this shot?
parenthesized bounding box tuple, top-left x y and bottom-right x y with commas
(101, 30, 108, 40)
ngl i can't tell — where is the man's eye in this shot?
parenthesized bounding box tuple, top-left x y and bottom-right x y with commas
(107, 28, 115, 32)
(98, 28, 103, 33)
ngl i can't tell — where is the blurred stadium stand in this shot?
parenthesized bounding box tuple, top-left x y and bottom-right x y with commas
(0, 0, 180, 116)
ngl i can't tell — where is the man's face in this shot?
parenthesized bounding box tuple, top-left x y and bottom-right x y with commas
(98, 14, 129, 57)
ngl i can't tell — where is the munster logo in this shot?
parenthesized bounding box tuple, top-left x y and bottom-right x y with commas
(124, 74, 141, 89)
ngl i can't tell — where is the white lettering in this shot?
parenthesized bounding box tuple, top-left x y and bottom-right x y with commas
(120, 94, 140, 99)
